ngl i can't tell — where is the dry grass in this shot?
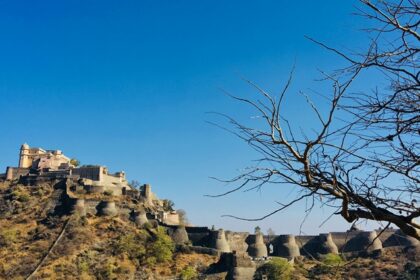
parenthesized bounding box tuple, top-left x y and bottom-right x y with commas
(0, 181, 218, 279)
(0, 181, 417, 280)
(292, 247, 419, 280)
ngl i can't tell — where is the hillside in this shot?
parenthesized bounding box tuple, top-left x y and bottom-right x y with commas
(0, 179, 418, 280)
(0, 180, 218, 279)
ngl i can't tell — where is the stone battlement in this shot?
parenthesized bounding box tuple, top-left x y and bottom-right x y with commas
(176, 226, 418, 258)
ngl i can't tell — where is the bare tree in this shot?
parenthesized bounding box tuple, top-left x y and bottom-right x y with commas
(210, 0, 419, 240)
(129, 180, 142, 190)
(267, 228, 276, 243)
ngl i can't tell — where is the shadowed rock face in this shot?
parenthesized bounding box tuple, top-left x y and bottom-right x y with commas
(343, 231, 383, 252)
(172, 225, 189, 245)
(274, 235, 300, 258)
(212, 229, 231, 252)
(247, 233, 268, 258)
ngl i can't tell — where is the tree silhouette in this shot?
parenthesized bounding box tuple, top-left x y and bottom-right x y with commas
(210, 0, 419, 240)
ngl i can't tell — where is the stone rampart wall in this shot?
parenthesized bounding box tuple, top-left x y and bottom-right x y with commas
(6, 167, 30, 180)
(185, 226, 211, 246)
(184, 226, 415, 257)
(72, 166, 102, 181)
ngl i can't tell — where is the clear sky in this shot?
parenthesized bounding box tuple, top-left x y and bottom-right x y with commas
(0, 0, 383, 235)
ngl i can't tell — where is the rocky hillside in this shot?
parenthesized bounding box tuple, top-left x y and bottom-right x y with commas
(0, 180, 217, 279)
(0, 179, 418, 280)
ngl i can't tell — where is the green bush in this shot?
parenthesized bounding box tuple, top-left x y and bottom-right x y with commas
(162, 199, 175, 211)
(11, 190, 30, 202)
(77, 259, 90, 274)
(0, 229, 19, 246)
(322, 253, 344, 266)
(142, 222, 153, 230)
(309, 254, 344, 277)
(147, 227, 175, 264)
(97, 260, 117, 280)
(70, 158, 80, 167)
(113, 233, 146, 259)
(18, 193, 30, 202)
(180, 266, 198, 280)
(256, 257, 293, 280)
(112, 228, 173, 266)
(76, 250, 97, 275)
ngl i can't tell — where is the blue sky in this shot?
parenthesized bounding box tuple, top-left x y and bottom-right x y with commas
(0, 0, 384, 234)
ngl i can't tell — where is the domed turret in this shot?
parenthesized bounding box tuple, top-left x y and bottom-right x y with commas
(366, 231, 383, 251)
(301, 233, 339, 256)
(101, 201, 118, 216)
(383, 230, 419, 247)
(134, 210, 148, 227)
(212, 229, 231, 252)
(274, 235, 300, 258)
(247, 232, 268, 258)
(319, 233, 339, 254)
(344, 230, 383, 252)
(172, 225, 189, 245)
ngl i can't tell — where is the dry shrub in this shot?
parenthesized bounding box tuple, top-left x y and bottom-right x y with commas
(0, 228, 19, 246)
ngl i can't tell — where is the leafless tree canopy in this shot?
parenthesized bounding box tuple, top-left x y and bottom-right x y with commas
(211, 0, 419, 239)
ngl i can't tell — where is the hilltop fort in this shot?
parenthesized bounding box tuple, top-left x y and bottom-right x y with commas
(6, 144, 127, 193)
(2, 143, 180, 225)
